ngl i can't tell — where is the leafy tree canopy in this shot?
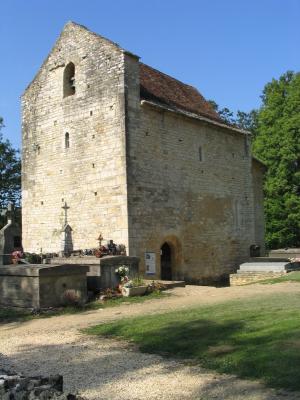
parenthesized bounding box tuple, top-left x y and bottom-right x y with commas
(0, 117, 21, 213)
(210, 71, 300, 249)
(252, 71, 300, 249)
(208, 100, 258, 134)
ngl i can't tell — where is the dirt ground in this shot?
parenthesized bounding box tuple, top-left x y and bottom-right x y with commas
(1, 283, 300, 400)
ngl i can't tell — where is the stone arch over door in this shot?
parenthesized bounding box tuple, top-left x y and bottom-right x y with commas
(160, 235, 182, 281)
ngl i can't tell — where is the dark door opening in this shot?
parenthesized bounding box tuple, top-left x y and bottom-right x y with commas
(161, 242, 172, 280)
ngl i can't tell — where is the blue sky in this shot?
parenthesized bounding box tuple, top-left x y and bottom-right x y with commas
(1, 0, 299, 148)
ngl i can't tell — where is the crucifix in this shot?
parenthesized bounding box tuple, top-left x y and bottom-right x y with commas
(97, 233, 104, 248)
(62, 201, 70, 225)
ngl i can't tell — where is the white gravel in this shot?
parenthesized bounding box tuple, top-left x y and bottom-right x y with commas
(1, 283, 300, 400)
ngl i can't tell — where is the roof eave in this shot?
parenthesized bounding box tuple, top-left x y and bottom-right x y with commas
(252, 156, 267, 170)
(140, 99, 251, 136)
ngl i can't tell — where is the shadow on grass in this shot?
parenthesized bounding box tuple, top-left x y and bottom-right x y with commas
(87, 312, 300, 391)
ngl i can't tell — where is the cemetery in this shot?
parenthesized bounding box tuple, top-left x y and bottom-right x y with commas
(1, 201, 300, 310)
(0, 203, 185, 310)
(0, 205, 299, 399)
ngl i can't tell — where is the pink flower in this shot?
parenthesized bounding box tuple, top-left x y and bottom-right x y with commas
(12, 250, 23, 259)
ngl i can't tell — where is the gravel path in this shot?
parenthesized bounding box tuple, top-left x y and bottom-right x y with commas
(1, 283, 300, 399)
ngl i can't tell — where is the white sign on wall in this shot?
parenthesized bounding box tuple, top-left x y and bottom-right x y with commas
(145, 252, 156, 275)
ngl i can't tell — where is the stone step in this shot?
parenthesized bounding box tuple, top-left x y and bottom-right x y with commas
(230, 271, 286, 286)
(146, 280, 186, 289)
(235, 271, 287, 277)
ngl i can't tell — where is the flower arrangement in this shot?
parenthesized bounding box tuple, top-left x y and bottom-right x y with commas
(62, 289, 81, 306)
(123, 276, 145, 288)
(11, 250, 23, 264)
(289, 258, 300, 263)
(115, 265, 129, 282)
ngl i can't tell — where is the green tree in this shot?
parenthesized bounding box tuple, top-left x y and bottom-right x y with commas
(252, 71, 300, 249)
(208, 100, 236, 125)
(0, 117, 21, 211)
(208, 100, 257, 133)
(236, 109, 258, 135)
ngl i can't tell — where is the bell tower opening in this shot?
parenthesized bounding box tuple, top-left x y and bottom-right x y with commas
(63, 62, 75, 97)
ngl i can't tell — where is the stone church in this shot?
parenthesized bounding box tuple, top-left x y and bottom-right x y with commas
(22, 22, 265, 284)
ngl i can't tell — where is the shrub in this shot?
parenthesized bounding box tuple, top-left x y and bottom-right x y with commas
(24, 252, 42, 264)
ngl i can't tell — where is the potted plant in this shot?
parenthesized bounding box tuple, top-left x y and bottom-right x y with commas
(121, 276, 148, 297)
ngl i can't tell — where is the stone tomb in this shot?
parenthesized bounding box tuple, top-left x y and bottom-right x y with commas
(0, 264, 88, 308)
(269, 248, 300, 259)
(230, 258, 300, 286)
(51, 255, 140, 291)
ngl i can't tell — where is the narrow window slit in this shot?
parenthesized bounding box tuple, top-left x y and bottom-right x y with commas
(65, 132, 70, 149)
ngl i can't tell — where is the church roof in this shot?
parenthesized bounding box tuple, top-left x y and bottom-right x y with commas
(140, 63, 222, 122)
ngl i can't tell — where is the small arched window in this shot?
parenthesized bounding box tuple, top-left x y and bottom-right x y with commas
(65, 132, 70, 149)
(63, 62, 75, 97)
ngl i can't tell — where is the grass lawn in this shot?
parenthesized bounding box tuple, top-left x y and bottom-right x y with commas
(0, 290, 165, 324)
(257, 271, 300, 285)
(86, 291, 300, 391)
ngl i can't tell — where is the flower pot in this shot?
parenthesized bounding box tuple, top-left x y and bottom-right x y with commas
(122, 285, 148, 297)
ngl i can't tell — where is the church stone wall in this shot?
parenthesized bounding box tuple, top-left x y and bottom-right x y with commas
(22, 23, 129, 253)
(127, 102, 257, 283)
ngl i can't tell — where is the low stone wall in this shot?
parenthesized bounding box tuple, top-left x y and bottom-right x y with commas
(230, 271, 286, 286)
(0, 370, 84, 399)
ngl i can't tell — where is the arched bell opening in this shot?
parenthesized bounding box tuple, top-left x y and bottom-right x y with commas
(63, 62, 76, 97)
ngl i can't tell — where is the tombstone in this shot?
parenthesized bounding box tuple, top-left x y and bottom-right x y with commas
(61, 224, 73, 257)
(60, 202, 73, 257)
(99, 256, 139, 289)
(0, 203, 22, 265)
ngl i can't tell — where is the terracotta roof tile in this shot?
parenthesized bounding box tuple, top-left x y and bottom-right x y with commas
(140, 63, 221, 122)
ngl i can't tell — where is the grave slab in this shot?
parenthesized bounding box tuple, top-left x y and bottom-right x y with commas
(238, 262, 292, 273)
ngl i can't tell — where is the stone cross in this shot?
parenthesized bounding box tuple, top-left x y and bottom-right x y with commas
(62, 202, 70, 225)
(6, 202, 15, 225)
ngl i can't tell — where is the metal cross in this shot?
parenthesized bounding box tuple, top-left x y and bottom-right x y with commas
(62, 201, 70, 225)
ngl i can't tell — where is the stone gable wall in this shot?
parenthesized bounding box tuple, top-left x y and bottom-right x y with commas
(126, 100, 257, 282)
(22, 23, 129, 253)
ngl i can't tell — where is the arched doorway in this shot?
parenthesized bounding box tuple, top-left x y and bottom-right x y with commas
(161, 242, 172, 280)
